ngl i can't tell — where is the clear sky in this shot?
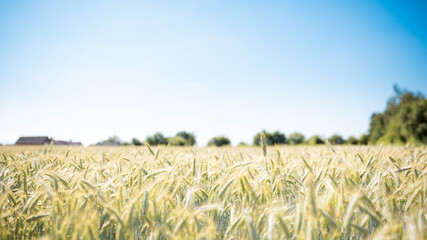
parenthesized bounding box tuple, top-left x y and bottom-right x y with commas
(0, 0, 426, 146)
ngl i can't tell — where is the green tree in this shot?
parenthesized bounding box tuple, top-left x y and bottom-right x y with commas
(166, 136, 187, 146)
(145, 132, 167, 146)
(369, 85, 425, 144)
(208, 136, 231, 147)
(176, 131, 196, 146)
(253, 131, 269, 146)
(359, 134, 370, 145)
(131, 138, 142, 146)
(379, 99, 427, 144)
(345, 136, 359, 145)
(271, 131, 286, 145)
(307, 135, 324, 145)
(253, 130, 286, 146)
(369, 113, 385, 143)
(328, 134, 344, 145)
(287, 132, 305, 145)
(252, 131, 269, 146)
(96, 136, 122, 146)
(398, 99, 427, 144)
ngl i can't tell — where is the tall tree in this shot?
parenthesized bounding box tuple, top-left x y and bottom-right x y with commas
(368, 85, 426, 144)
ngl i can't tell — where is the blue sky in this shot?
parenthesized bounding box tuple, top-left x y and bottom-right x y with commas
(0, 0, 426, 146)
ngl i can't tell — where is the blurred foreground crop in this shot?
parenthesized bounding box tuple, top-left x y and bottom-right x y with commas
(0, 145, 426, 239)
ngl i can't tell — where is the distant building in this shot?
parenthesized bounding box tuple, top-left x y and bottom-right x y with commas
(52, 140, 83, 146)
(98, 141, 121, 146)
(15, 136, 82, 146)
(15, 136, 52, 145)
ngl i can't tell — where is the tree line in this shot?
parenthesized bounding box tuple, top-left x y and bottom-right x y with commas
(95, 131, 371, 147)
(96, 131, 196, 147)
(95, 85, 426, 147)
(95, 131, 369, 147)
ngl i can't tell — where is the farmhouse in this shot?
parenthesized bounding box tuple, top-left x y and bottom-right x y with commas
(15, 136, 52, 145)
(15, 136, 82, 146)
(52, 140, 83, 146)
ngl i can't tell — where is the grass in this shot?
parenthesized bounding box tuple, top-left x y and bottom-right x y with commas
(0, 144, 426, 239)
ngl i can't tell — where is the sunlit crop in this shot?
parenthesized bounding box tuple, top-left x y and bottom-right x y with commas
(0, 144, 425, 239)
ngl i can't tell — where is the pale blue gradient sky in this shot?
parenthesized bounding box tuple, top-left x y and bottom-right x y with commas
(1, 0, 426, 146)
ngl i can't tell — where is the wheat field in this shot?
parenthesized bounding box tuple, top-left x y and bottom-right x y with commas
(0, 144, 426, 239)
